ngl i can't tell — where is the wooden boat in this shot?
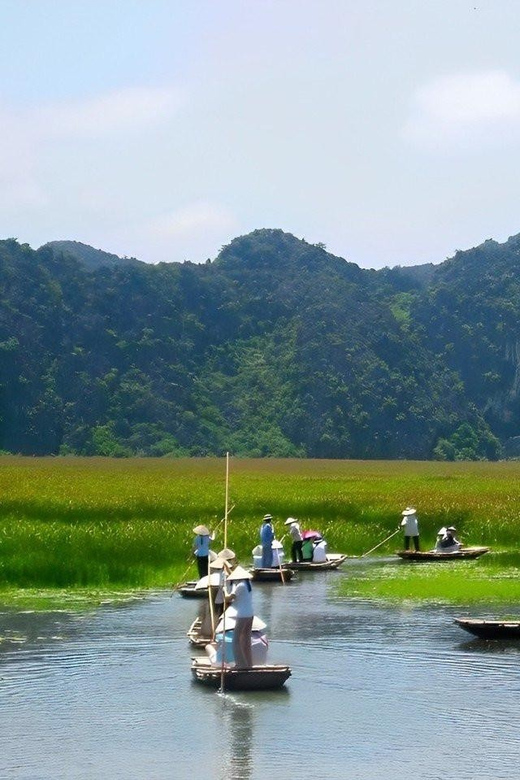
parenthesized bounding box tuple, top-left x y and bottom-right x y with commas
(250, 567, 295, 582)
(187, 617, 211, 647)
(178, 571, 222, 598)
(454, 618, 520, 640)
(283, 553, 348, 571)
(191, 657, 291, 690)
(396, 546, 489, 562)
(177, 581, 209, 599)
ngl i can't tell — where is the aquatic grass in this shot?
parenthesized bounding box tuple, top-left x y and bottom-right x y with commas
(337, 554, 520, 605)
(2, 456, 520, 607)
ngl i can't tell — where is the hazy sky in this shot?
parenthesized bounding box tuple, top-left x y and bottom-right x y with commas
(2, 0, 520, 268)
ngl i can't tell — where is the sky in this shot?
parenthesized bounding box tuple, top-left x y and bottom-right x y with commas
(2, 0, 520, 269)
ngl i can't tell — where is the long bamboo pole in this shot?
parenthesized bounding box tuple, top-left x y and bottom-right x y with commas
(220, 452, 230, 693)
(360, 528, 400, 557)
(224, 452, 230, 549)
(277, 533, 286, 584)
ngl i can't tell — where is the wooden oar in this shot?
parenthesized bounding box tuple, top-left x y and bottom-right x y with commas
(276, 533, 287, 584)
(360, 528, 401, 558)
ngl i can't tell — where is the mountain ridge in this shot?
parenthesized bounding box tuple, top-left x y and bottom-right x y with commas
(1, 228, 518, 459)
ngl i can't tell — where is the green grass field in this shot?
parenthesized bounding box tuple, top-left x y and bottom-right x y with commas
(1, 456, 519, 609)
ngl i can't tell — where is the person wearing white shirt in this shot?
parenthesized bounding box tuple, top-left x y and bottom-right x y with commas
(226, 566, 254, 668)
(285, 517, 303, 563)
(400, 507, 420, 551)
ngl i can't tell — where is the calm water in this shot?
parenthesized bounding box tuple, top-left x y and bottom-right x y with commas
(1, 564, 520, 780)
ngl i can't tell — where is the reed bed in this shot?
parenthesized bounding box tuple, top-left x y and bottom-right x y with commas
(1, 456, 520, 607)
(338, 552, 520, 605)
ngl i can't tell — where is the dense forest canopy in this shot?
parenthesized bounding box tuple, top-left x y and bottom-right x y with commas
(1, 228, 519, 460)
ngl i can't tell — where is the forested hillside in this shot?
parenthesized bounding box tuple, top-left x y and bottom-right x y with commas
(1, 228, 518, 459)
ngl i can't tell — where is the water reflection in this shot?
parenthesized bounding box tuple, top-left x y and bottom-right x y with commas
(218, 697, 254, 780)
(3, 574, 520, 779)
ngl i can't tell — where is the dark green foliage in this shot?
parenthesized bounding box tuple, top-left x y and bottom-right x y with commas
(1, 228, 519, 458)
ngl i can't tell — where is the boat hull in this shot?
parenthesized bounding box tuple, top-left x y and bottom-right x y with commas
(187, 618, 211, 648)
(454, 618, 520, 640)
(191, 658, 291, 690)
(251, 567, 295, 582)
(177, 582, 208, 599)
(283, 554, 348, 571)
(397, 546, 489, 562)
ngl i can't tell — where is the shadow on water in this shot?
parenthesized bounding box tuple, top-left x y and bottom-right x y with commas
(456, 638, 520, 654)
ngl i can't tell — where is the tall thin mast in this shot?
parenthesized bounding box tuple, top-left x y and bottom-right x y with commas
(224, 451, 230, 549)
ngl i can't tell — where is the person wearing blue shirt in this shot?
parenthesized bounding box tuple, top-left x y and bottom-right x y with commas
(260, 514, 274, 568)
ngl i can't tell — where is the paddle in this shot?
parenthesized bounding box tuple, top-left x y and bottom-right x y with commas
(276, 533, 287, 585)
(360, 528, 401, 558)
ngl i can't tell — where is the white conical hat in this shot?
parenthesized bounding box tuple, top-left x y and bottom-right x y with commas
(216, 608, 266, 634)
(284, 517, 298, 525)
(226, 565, 253, 581)
(272, 540, 284, 549)
(217, 548, 236, 560)
(194, 572, 221, 589)
(193, 524, 210, 535)
(401, 507, 416, 516)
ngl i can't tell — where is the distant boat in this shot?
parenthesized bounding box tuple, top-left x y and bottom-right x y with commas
(191, 657, 291, 690)
(396, 546, 489, 562)
(178, 581, 207, 598)
(250, 567, 296, 582)
(454, 618, 520, 640)
(283, 553, 348, 571)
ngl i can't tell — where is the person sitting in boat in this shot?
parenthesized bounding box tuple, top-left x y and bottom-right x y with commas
(192, 525, 213, 578)
(271, 539, 285, 567)
(400, 507, 420, 551)
(312, 538, 328, 563)
(301, 537, 315, 561)
(212, 551, 235, 618)
(208, 608, 268, 667)
(436, 526, 461, 553)
(260, 514, 275, 568)
(225, 565, 254, 669)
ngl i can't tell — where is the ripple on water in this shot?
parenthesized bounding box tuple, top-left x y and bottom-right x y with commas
(1, 580, 520, 779)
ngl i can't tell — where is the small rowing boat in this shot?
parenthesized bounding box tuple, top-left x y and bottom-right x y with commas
(454, 618, 520, 640)
(250, 567, 295, 582)
(178, 571, 222, 598)
(396, 546, 489, 562)
(191, 657, 291, 690)
(177, 581, 207, 598)
(283, 553, 348, 571)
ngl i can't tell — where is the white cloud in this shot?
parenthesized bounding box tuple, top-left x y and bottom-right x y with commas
(0, 85, 182, 212)
(101, 202, 240, 263)
(0, 107, 47, 209)
(403, 71, 520, 148)
(37, 85, 183, 139)
(146, 202, 238, 240)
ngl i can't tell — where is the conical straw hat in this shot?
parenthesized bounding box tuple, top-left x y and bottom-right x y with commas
(217, 548, 236, 560)
(193, 524, 210, 535)
(226, 565, 253, 581)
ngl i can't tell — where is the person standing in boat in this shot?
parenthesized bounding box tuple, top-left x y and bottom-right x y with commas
(285, 517, 303, 563)
(400, 507, 420, 551)
(192, 524, 213, 578)
(225, 566, 254, 669)
(260, 514, 275, 568)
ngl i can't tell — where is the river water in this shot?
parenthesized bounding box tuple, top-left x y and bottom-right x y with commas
(1, 564, 520, 780)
